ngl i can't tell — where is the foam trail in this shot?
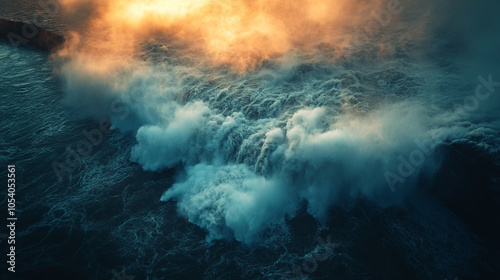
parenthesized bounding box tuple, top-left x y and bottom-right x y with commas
(54, 0, 500, 244)
(56, 56, 481, 243)
(161, 164, 296, 243)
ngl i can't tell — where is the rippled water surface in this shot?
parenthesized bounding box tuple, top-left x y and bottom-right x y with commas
(1, 1, 500, 280)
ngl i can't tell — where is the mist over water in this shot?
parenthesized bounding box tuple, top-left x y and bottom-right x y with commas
(53, 0, 500, 245)
(1, 0, 500, 279)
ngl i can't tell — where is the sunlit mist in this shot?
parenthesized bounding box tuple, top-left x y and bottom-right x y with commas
(59, 0, 388, 70)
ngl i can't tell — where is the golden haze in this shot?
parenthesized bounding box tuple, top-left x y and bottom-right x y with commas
(59, 0, 388, 71)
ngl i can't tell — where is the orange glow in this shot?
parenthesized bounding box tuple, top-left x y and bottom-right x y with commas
(109, 0, 211, 25)
(59, 0, 388, 71)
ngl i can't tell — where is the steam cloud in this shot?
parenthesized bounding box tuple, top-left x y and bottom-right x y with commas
(55, 0, 500, 243)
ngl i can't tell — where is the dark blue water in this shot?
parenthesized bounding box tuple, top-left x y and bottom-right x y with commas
(1, 43, 500, 280)
(2, 0, 500, 278)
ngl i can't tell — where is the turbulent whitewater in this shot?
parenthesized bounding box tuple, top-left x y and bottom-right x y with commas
(55, 0, 500, 244)
(1, 0, 500, 279)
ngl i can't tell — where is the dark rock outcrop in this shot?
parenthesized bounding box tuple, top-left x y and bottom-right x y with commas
(0, 18, 64, 52)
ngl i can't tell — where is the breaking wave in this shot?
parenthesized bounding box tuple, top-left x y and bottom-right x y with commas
(54, 0, 500, 246)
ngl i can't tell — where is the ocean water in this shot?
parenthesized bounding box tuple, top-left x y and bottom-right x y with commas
(1, 1, 500, 280)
